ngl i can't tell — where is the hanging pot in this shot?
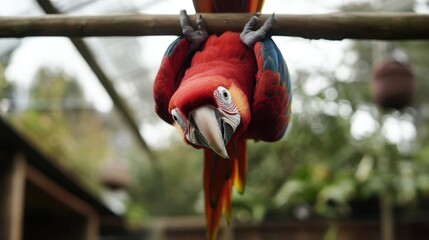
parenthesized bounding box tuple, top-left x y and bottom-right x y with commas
(372, 60, 414, 110)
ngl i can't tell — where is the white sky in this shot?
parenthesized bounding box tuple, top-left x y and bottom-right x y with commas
(3, 0, 427, 148)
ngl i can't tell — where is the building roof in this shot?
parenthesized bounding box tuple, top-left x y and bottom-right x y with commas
(0, 117, 117, 217)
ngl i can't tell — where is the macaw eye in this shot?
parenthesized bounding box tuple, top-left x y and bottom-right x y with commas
(216, 86, 232, 104)
(171, 108, 187, 132)
(171, 109, 180, 122)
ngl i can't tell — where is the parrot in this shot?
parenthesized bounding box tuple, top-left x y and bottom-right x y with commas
(153, 9, 292, 240)
(192, 0, 265, 13)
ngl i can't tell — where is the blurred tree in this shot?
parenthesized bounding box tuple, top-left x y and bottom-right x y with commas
(126, 139, 203, 223)
(10, 67, 111, 193)
(28, 68, 86, 110)
(0, 56, 16, 114)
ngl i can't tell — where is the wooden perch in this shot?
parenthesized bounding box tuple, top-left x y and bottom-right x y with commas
(1, 13, 429, 40)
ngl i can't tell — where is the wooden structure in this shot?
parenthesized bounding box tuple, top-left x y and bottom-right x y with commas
(146, 216, 429, 240)
(0, 118, 124, 240)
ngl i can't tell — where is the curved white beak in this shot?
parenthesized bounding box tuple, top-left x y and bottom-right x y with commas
(191, 106, 229, 159)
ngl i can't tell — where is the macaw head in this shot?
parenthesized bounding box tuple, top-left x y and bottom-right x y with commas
(168, 78, 250, 159)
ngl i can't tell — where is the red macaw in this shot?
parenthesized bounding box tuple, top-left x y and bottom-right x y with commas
(153, 10, 292, 240)
(192, 0, 265, 13)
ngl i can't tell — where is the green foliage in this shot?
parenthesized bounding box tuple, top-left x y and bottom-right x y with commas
(127, 140, 203, 221)
(28, 68, 86, 110)
(0, 61, 15, 112)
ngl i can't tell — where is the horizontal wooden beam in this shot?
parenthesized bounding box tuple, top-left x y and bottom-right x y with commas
(1, 13, 429, 40)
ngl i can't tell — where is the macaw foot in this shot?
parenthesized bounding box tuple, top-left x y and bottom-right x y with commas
(180, 9, 208, 50)
(240, 13, 276, 47)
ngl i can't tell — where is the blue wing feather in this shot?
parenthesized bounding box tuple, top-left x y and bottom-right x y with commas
(250, 37, 292, 141)
(164, 37, 182, 56)
(260, 38, 290, 90)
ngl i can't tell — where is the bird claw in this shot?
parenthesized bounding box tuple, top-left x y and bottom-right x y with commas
(180, 10, 208, 50)
(240, 13, 276, 47)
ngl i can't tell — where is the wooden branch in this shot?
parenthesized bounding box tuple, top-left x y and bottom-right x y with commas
(1, 13, 429, 40)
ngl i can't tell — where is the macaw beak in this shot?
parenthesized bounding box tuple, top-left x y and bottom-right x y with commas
(190, 106, 236, 159)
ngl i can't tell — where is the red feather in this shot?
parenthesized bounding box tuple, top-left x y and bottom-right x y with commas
(193, 0, 265, 13)
(168, 32, 256, 120)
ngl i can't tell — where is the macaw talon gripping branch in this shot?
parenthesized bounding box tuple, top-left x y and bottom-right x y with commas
(240, 13, 276, 47)
(180, 9, 208, 50)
